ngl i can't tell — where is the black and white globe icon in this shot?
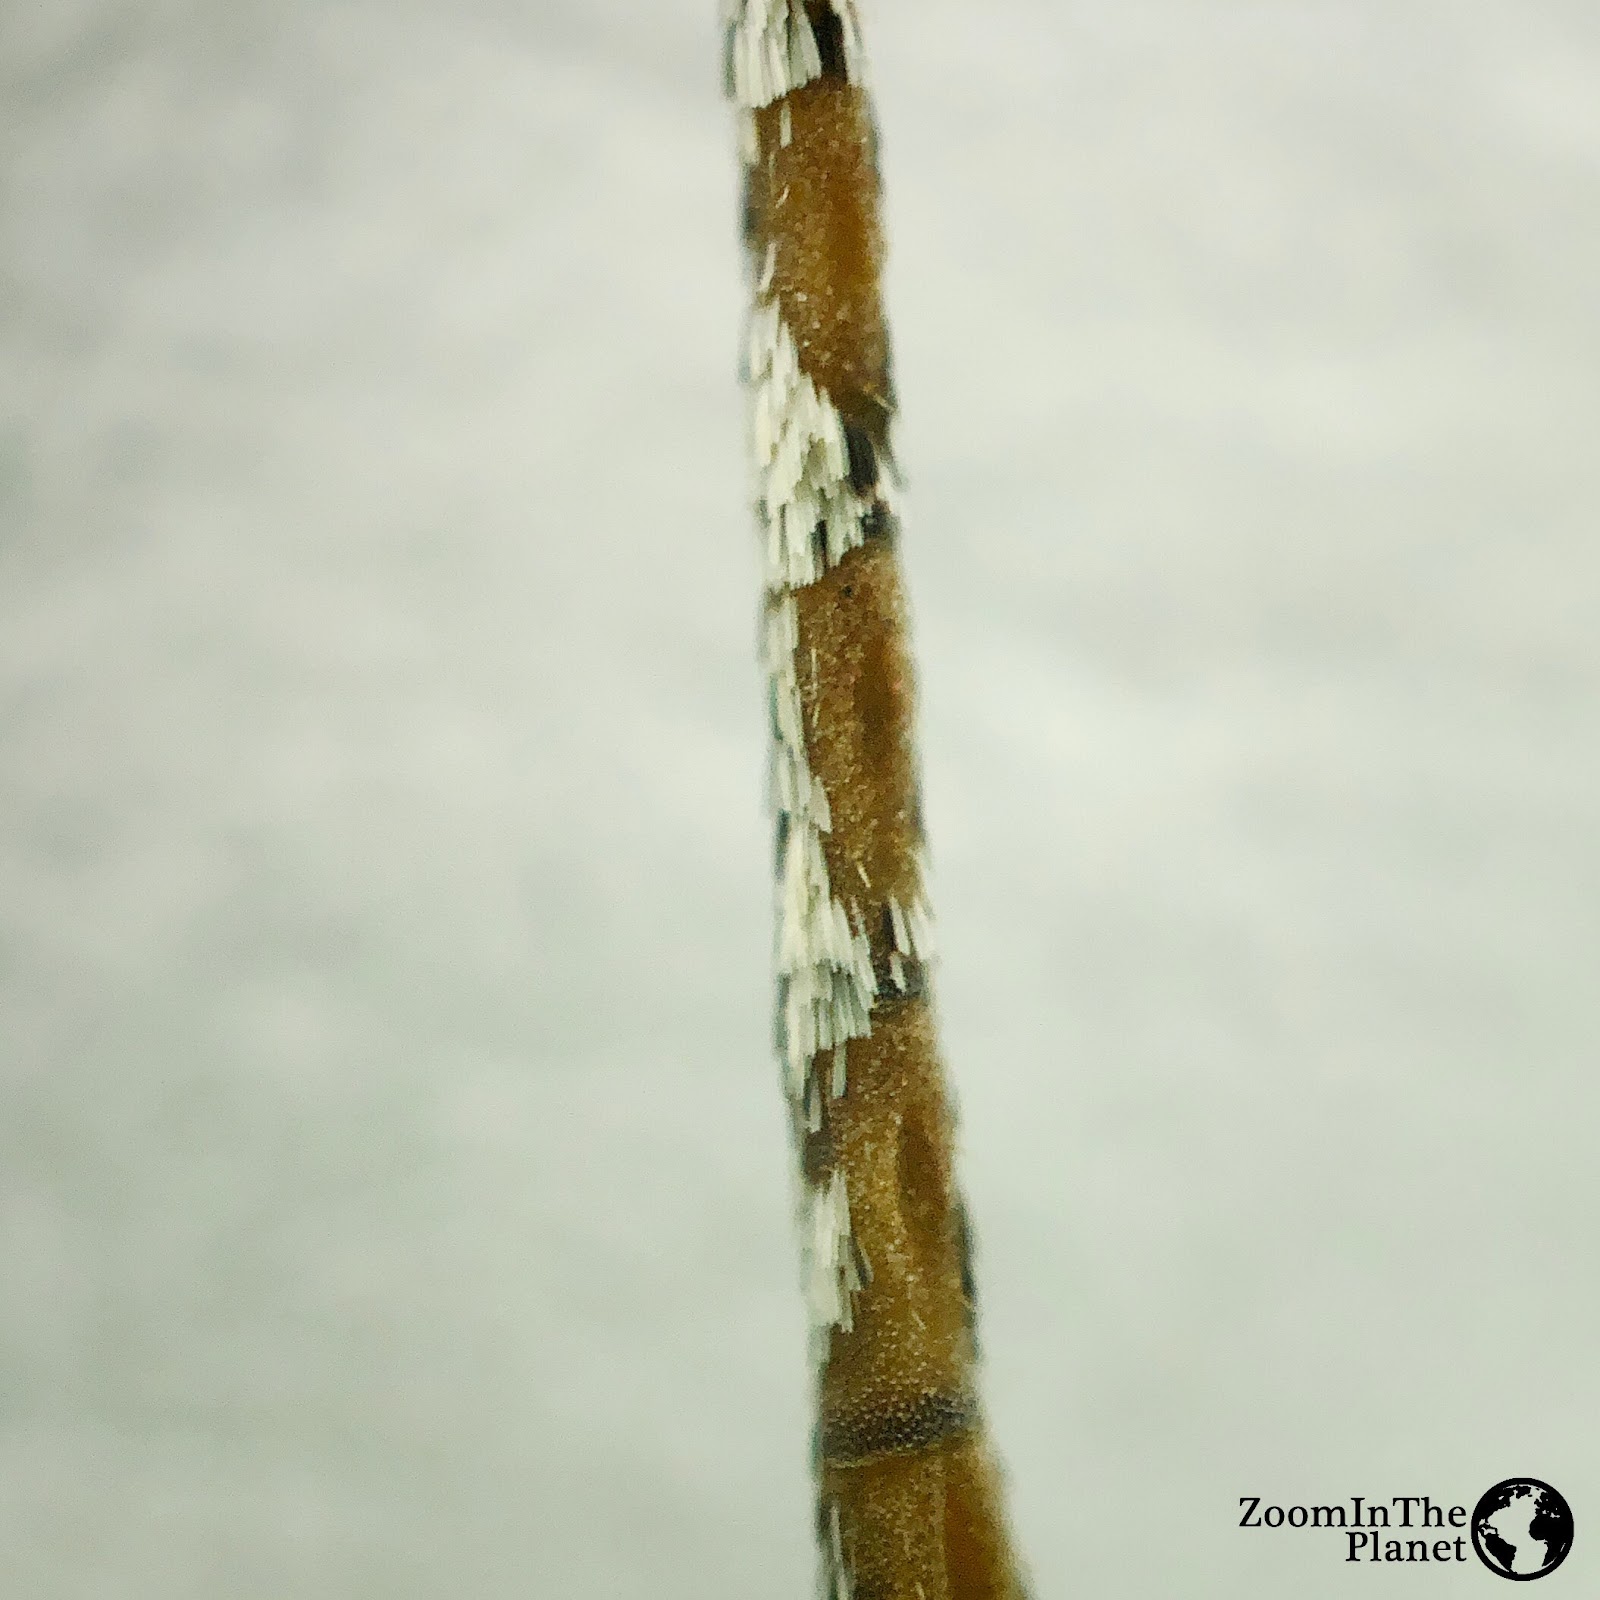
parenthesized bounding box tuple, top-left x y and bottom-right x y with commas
(1471, 1479, 1574, 1581)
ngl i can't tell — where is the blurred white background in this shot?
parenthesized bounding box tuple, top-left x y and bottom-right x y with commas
(2, 2, 1597, 1595)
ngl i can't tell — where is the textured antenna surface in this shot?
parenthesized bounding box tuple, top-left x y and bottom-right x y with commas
(725, 4, 1031, 1594)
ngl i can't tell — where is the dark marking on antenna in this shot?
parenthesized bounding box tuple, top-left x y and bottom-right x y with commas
(844, 421, 878, 494)
(806, 4, 849, 80)
(818, 1390, 978, 1466)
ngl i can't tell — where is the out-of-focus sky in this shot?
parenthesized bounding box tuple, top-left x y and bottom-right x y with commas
(2, 2, 1597, 1595)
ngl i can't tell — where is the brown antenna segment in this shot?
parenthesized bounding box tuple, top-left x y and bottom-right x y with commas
(725, 4, 1031, 1595)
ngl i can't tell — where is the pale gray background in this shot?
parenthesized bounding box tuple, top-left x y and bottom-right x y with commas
(2, 1, 1596, 1595)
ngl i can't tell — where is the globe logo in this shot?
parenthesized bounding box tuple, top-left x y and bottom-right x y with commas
(1470, 1479, 1574, 1581)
